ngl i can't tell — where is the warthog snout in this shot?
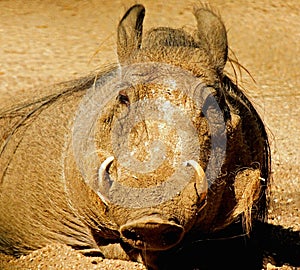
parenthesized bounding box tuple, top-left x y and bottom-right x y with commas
(120, 216, 184, 250)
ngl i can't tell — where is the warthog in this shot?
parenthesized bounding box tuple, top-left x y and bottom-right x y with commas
(0, 4, 273, 270)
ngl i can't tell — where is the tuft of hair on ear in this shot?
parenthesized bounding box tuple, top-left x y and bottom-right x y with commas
(193, 2, 222, 17)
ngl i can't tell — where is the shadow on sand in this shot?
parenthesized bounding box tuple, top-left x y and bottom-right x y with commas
(158, 221, 300, 270)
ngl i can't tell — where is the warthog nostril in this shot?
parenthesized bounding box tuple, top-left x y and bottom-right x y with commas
(120, 217, 184, 250)
(122, 228, 141, 241)
(162, 228, 182, 246)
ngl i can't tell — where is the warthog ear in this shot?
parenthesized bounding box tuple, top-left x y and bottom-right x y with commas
(117, 4, 145, 63)
(194, 8, 228, 73)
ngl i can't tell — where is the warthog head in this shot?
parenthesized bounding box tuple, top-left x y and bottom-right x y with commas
(72, 4, 225, 251)
(70, 4, 268, 253)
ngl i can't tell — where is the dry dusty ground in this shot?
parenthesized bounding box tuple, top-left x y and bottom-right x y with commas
(0, 0, 299, 269)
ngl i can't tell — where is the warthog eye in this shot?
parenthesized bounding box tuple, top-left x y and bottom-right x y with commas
(118, 90, 130, 106)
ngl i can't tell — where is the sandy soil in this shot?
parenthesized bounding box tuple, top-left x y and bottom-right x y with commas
(0, 0, 299, 269)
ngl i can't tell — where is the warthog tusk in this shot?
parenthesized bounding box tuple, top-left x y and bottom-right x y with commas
(99, 156, 114, 175)
(97, 156, 114, 205)
(184, 160, 208, 197)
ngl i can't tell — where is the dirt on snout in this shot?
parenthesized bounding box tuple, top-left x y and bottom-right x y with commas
(0, 0, 299, 269)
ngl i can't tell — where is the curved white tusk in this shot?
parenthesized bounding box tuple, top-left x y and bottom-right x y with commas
(97, 156, 114, 205)
(99, 156, 114, 176)
(184, 160, 207, 196)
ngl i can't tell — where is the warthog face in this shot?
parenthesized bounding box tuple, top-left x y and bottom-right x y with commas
(0, 4, 270, 269)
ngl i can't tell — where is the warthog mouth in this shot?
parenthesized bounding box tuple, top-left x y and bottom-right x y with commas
(96, 156, 208, 207)
(120, 215, 185, 250)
